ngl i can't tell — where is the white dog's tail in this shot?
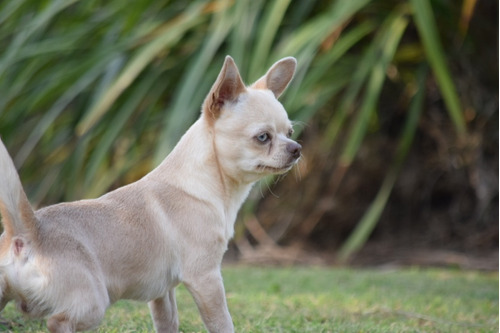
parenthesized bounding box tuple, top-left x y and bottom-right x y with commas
(0, 138, 38, 238)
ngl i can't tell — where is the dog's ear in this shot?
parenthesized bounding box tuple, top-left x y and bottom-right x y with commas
(251, 57, 297, 98)
(203, 56, 246, 121)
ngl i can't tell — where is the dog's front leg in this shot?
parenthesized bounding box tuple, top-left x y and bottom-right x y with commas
(149, 289, 179, 333)
(184, 270, 234, 333)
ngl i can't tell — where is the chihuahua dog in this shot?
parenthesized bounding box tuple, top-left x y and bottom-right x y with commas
(0, 55, 300, 332)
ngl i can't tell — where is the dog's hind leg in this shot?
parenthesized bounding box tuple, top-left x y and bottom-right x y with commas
(149, 289, 179, 333)
(184, 270, 234, 333)
(46, 292, 107, 333)
(47, 314, 75, 333)
(47, 309, 105, 333)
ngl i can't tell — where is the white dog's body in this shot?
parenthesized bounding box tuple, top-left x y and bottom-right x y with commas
(0, 56, 300, 332)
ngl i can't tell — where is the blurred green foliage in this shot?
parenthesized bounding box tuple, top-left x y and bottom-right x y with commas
(1, 0, 486, 259)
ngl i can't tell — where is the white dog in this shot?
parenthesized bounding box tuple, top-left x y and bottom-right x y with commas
(0, 55, 300, 332)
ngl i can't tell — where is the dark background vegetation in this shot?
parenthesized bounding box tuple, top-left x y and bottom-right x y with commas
(0, 0, 497, 268)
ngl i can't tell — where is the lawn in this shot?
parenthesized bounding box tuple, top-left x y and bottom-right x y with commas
(0, 266, 497, 332)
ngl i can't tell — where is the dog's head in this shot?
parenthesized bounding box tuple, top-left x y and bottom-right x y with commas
(203, 56, 300, 184)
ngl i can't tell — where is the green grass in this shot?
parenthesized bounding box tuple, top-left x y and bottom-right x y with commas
(0, 266, 497, 332)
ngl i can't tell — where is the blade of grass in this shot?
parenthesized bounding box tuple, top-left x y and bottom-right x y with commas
(459, 0, 478, 37)
(286, 21, 374, 117)
(339, 11, 409, 167)
(84, 69, 162, 188)
(0, 0, 27, 28)
(14, 50, 120, 167)
(76, 2, 207, 136)
(301, 21, 374, 92)
(66, 134, 92, 200)
(321, 6, 409, 152)
(0, 57, 50, 117)
(271, 0, 372, 120)
(297, 8, 410, 238)
(228, 0, 264, 68)
(410, 0, 466, 135)
(0, 0, 80, 78)
(154, 0, 235, 165)
(80, 134, 139, 200)
(278, 0, 370, 58)
(292, 75, 349, 127)
(248, 0, 292, 82)
(338, 65, 428, 262)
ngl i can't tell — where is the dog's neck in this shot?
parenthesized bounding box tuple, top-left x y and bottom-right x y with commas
(147, 118, 253, 238)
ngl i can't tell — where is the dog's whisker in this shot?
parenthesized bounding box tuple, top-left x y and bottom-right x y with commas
(257, 180, 265, 198)
(267, 180, 280, 199)
(294, 158, 303, 182)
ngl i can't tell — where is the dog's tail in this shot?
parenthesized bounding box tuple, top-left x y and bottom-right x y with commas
(0, 138, 38, 238)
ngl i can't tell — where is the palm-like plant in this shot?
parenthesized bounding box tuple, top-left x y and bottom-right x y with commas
(1, 0, 482, 259)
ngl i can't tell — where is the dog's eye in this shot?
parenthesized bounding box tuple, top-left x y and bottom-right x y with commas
(256, 133, 270, 143)
(287, 129, 294, 138)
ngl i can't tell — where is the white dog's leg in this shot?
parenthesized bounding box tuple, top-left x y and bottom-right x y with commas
(47, 314, 74, 333)
(184, 270, 234, 333)
(149, 289, 179, 333)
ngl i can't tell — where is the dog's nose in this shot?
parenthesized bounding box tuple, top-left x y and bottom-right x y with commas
(287, 142, 302, 159)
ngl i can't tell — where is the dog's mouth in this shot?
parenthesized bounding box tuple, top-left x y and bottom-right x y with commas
(256, 161, 296, 174)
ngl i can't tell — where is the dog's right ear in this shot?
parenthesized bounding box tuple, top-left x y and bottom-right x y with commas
(203, 56, 246, 122)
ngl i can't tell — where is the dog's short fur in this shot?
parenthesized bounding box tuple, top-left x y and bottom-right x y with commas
(0, 56, 300, 332)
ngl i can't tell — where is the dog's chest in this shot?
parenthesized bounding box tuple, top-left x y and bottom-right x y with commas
(221, 185, 254, 240)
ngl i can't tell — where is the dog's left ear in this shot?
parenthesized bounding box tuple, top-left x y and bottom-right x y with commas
(251, 57, 297, 98)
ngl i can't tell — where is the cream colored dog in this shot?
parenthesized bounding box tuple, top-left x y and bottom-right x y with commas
(0, 56, 300, 332)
